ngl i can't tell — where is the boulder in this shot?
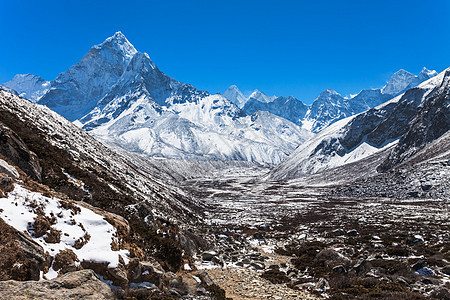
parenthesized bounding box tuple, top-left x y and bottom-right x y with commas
(346, 229, 359, 236)
(332, 265, 346, 273)
(315, 278, 330, 291)
(0, 159, 19, 179)
(201, 251, 217, 261)
(441, 265, 450, 276)
(0, 269, 114, 299)
(53, 249, 80, 274)
(0, 217, 47, 281)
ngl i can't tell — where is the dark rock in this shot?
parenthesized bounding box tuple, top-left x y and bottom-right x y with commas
(442, 266, 450, 275)
(331, 228, 345, 236)
(250, 262, 265, 270)
(0, 269, 114, 299)
(332, 265, 346, 273)
(201, 251, 217, 261)
(421, 184, 432, 192)
(242, 258, 251, 265)
(315, 278, 330, 291)
(0, 122, 42, 181)
(0, 218, 47, 281)
(346, 229, 359, 236)
(411, 260, 427, 271)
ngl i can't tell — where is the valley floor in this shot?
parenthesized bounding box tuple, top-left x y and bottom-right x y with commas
(183, 168, 450, 299)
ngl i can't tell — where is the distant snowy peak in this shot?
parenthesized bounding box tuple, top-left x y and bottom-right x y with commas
(382, 69, 416, 95)
(418, 67, 438, 81)
(222, 85, 247, 108)
(248, 89, 277, 103)
(381, 68, 438, 95)
(243, 95, 308, 126)
(2, 74, 50, 102)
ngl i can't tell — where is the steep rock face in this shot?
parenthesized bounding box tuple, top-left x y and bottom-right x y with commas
(269, 68, 449, 179)
(80, 51, 209, 129)
(379, 70, 450, 170)
(2, 74, 50, 102)
(0, 122, 42, 181)
(39, 32, 137, 121)
(0, 218, 47, 281)
(0, 269, 114, 300)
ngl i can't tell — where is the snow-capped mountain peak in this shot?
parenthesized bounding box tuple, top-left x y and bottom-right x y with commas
(38, 32, 139, 121)
(222, 85, 247, 108)
(418, 67, 438, 81)
(248, 89, 276, 103)
(382, 69, 417, 95)
(1, 74, 50, 103)
(93, 31, 137, 60)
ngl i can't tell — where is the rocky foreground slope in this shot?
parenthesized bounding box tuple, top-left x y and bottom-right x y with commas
(0, 88, 230, 299)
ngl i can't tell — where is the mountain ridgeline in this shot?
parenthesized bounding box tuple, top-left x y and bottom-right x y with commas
(2, 32, 312, 165)
(223, 68, 438, 132)
(1, 32, 445, 175)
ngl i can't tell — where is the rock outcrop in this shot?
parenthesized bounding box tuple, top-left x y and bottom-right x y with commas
(0, 269, 114, 300)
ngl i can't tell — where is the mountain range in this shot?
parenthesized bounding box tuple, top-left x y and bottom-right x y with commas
(2, 32, 311, 164)
(223, 68, 437, 132)
(269, 67, 450, 179)
(0, 32, 440, 168)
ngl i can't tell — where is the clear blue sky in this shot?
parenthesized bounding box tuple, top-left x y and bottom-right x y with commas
(1, 0, 449, 103)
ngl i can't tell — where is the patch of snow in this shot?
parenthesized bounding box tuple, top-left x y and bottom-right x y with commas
(0, 184, 129, 278)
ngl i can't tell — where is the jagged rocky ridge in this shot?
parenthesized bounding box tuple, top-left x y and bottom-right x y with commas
(269, 68, 450, 180)
(224, 68, 438, 132)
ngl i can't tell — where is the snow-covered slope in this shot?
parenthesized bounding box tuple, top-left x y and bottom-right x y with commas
(303, 89, 350, 132)
(0, 184, 129, 279)
(88, 92, 312, 164)
(269, 68, 449, 180)
(2, 74, 50, 102)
